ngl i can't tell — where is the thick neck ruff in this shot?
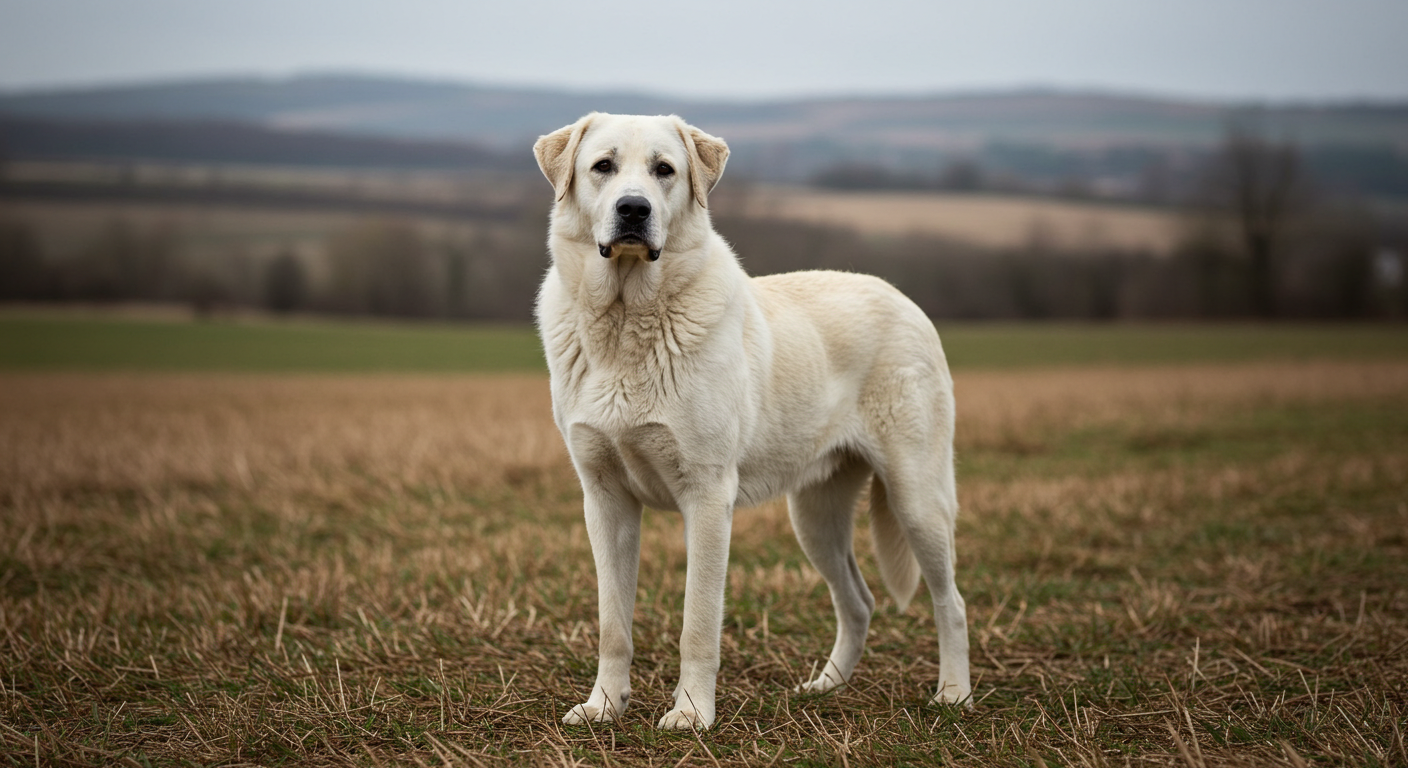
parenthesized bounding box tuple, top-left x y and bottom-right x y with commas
(540, 233, 743, 408)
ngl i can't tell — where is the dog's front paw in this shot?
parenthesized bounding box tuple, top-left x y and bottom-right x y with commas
(657, 706, 712, 730)
(929, 680, 973, 708)
(563, 701, 617, 725)
(794, 674, 844, 695)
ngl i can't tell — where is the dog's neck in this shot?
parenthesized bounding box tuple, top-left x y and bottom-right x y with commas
(544, 228, 745, 373)
(549, 233, 726, 316)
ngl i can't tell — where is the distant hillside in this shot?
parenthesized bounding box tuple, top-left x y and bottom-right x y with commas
(0, 114, 527, 171)
(4, 75, 1406, 149)
(3, 75, 1406, 192)
(0, 76, 672, 147)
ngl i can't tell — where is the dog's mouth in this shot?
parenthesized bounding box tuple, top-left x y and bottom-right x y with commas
(598, 235, 661, 262)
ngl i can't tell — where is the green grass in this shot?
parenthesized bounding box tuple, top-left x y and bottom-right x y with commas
(0, 314, 545, 372)
(936, 322, 1408, 369)
(1, 311, 1406, 372)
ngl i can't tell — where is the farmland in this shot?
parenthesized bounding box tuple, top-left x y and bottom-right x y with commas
(740, 186, 1183, 253)
(7, 157, 1404, 323)
(5, 163, 1183, 260)
(1, 320, 1406, 766)
(4, 312, 1408, 372)
(0, 313, 545, 373)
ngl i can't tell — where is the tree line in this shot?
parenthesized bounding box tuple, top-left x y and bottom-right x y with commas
(2, 129, 1404, 321)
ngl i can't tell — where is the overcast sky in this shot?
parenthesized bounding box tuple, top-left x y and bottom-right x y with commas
(2, 0, 1405, 101)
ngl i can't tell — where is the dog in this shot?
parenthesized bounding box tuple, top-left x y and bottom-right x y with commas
(533, 113, 971, 730)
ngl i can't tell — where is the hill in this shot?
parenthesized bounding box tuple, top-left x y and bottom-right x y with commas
(3, 75, 1406, 186)
(0, 114, 528, 171)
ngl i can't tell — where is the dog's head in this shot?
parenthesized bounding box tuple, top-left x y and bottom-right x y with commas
(534, 113, 729, 261)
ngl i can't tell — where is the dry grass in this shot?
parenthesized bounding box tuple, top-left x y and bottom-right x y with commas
(742, 186, 1181, 253)
(2, 363, 1405, 766)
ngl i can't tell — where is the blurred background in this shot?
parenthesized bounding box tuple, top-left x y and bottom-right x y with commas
(1, 0, 1406, 325)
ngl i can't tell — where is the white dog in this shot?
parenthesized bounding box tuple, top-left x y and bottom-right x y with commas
(533, 113, 970, 730)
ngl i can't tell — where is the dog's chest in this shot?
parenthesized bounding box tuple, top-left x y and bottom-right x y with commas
(565, 421, 688, 511)
(567, 417, 849, 513)
(546, 302, 715, 427)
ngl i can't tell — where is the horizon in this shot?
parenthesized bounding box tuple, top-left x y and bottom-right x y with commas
(4, 69, 1408, 109)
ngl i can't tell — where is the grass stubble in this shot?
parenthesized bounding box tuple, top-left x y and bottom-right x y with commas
(1, 362, 1406, 766)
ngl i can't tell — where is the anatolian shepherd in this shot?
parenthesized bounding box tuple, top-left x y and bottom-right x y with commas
(533, 113, 971, 730)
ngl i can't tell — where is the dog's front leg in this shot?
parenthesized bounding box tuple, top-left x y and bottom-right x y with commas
(659, 490, 735, 730)
(563, 484, 642, 725)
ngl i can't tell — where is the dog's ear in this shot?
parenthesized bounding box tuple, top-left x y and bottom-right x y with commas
(534, 114, 595, 202)
(675, 118, 729, 209)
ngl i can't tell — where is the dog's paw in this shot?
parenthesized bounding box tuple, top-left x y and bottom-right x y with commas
(929, 681, 973, 708)
(794, 675, 844, 695)
(563, 702, 617, 725)
(657, 706, 712, 730)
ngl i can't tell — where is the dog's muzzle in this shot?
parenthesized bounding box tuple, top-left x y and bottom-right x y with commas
(599, 239, 661, 261)
(600, 195, 661, 260)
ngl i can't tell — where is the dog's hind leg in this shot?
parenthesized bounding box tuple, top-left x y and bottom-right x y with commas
(878, 444, 972, 706)
(789, 457, 876, 694)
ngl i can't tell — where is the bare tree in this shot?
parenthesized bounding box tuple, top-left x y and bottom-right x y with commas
(1207, 124, 1304, 318)
(264, 250, 308, 314)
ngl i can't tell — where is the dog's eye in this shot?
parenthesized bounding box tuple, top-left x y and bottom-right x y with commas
(656, 163, 675, 177)
(593, 159, 613, 173)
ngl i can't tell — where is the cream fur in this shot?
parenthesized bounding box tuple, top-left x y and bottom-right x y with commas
(534, 113, 971, 730)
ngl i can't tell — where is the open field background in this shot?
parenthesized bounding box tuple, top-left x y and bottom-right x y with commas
(6, 153, 1407, 323)
(3, 166, 1183, 256)
(744, 187, 1182, 254)
(0, 314, 546, 373)
(1, 323, 1406, 766)
(3, 313, 1408, 372)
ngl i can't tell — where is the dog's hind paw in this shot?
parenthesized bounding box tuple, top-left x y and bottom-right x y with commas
(563, 702, 616, 725)
(657, 706, 711, 730)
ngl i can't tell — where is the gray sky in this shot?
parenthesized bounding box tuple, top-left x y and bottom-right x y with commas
(1, 0, 1405, 100)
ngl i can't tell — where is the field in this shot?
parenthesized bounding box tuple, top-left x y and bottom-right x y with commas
(0, 314, 545, 373)
(6, 313, 1408, 372)
(739, 187, 1182, 253)
(1, 320, 1407, 766)
(5, 163, 1183, 270)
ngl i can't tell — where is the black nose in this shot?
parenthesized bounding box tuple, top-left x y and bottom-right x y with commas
(616, 196, 651, 224)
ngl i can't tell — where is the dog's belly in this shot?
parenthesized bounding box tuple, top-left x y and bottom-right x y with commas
(734, 448, 849, 508)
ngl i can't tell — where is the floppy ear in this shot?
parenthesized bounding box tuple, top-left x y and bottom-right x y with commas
(533, 113, 596, 202)
(675, 118, 730, 209)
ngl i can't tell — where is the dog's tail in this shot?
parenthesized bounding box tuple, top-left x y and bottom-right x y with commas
(868, 477, 921, 611)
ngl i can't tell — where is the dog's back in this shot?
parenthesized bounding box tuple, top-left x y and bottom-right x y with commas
(752, 269, 950, 386)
